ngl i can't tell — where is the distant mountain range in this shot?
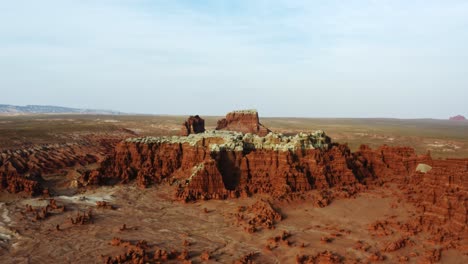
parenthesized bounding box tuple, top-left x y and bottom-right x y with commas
(0, 104, 123, 115)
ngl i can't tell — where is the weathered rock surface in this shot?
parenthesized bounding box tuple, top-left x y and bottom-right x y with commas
(85, 128, 467, 252)
(0, 135, 127, 195)
(180, 115, 205, 136)
(296, 251, 342, 264)
(235, 200, 283, 233)
(406, 159, 468, 237)
(216, 109, 271, 136)
(87, 130, 346, 200)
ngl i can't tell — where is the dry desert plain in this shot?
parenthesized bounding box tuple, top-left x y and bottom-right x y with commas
(0, 112, 467, 264)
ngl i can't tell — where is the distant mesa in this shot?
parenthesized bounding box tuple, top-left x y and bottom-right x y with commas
(0, 104, 122, 115)
(449, 115, 466, 121)
(215, 109, 271, 136)
(180, 115, 205, 136)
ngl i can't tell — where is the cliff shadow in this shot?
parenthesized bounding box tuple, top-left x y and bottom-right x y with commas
(212, 150, 241, 190)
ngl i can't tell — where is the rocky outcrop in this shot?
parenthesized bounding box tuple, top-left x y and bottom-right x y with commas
(296, 251, 343, 264)
(180, 115, 205, 136)
(216, 110, 271, 136)
(406, 159, 467, 235)
(352, 144, 432, 183)
(175, 159, 230, 201)
(87, 130, 348, 201)
(0, 173, 42, 195)
(355, 146, 467, 245)
(0, 135, 129, 195)
(449, 115, 466, 121)
(89, 131, 431, 201)
(235, 200, 283, 233)
(86, 129, 468, 250)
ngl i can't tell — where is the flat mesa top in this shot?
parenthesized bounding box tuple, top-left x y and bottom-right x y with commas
(229, 109, 258, 114)
(125, 130, 331, 152)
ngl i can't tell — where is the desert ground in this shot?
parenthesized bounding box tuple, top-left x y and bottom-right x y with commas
(0, 114, 467, 264)
(1, 114, 466, 158)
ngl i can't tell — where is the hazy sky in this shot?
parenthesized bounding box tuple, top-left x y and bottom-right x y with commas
(1, 0, 467, 118)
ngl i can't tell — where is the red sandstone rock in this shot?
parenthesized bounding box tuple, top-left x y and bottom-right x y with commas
(320, 236, 333, 244)
(354, 240, 371, 252)
(368, 252, 386, 262)
(236, 200, 282, 233)
(175, 159, 230, 202)
(200, 251, 210, 261)
(88, 131, 466, 252)
(216, 110, 271, 136)
(295, 251, 342, 264)
(368, 220, 394, 237)
(70, 210, 93, 225)
(181, 115, 205, 136)
(0, 172, 42, 195)
(0, 134, 129, 196)
(382, 237, 412, 252)
(96, 201, 114, 210)
(235, 252, 257, 264)
(424, 248, 442, 263)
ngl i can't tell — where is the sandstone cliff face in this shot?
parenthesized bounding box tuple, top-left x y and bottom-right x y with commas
(89, 131, 426, 202)
(88, 130, 467, 242)
(180, 115, 205, 136)
(216, 110, 271, 136)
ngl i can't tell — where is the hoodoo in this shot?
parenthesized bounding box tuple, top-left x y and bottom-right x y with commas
(180, 115, 205, 136)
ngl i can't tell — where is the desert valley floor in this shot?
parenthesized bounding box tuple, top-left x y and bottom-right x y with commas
(0, 112, 467, 264)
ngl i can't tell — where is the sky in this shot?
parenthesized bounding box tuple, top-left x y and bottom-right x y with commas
(1, 0, 467, 118)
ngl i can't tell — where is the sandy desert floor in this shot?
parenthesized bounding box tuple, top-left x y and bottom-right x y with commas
(1, 182, 467, 263)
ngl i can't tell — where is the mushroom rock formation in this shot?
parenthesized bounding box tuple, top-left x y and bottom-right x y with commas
(181, 115, 206, 136)
(449, 115, 467, 121)
(216, 109, 271, 136)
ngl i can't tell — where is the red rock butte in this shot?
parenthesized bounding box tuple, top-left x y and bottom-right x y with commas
(216, 109, 271, 136)
(449, 115, 467, 121)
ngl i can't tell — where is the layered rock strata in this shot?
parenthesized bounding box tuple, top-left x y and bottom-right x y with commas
(216, 110, 271, 136)
(89, 130, 341, 200)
